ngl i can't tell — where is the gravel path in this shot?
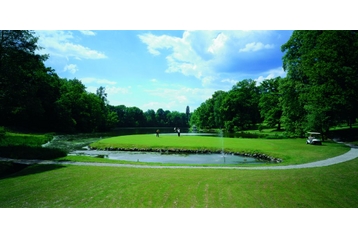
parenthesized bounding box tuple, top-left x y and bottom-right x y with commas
(1, 144, 358, 170)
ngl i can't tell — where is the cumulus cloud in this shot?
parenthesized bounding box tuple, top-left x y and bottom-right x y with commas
(79, 30, 96, 36)
(138, 30, 289, 86)
(253, 67, 287, 85)
(63, 64, 78, 74)
(97, 79, 117, 85)
(207, 32, 228, 54)
(36, 30, 107, 60)
(221, 78, 238, 85)
(80, 77, 117, 85)
(145, 86, 216, 110)
(106, 86, 130, 94)
(86, 85, 130, 95)
(239, 42, 274, 52)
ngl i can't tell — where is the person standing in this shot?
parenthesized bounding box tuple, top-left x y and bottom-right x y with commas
(156, 129, 160, 137)
(177, 128, 180, 137)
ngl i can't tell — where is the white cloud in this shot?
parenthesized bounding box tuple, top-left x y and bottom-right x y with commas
(253, 67, 287, 85)
(106, 86, 130, 94)
(138, 30, 286, 87)
(138, 31, 212, 86)
(63, 64, 78, 74)
(138, 33, 181, 56)
(144, 86, 216, 111)
(36, 30, 107, 60)
(79, 30, 96, 36)
(80, 77, 117, 85)
(97, 79, 117, 85)
(239, 42, 274, 52)
(151, 78, 158, 83)
(221, 78, 238, 85)
(86, 85, 130, 95)
(207, 32, 228, 54)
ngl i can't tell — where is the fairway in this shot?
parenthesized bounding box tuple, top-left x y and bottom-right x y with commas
(90, 135, 350, 165)
(1, 157, 358, 208)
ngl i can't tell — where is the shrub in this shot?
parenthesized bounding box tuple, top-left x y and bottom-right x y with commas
(0, 146, 67, 160)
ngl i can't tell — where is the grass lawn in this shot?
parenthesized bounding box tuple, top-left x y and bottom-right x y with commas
(1, 157, 358, 208)
(90, 134, 350, 165)
(1, 131, 356, 208)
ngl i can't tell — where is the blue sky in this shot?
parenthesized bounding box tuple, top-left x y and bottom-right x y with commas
(34, 30, 293, 113)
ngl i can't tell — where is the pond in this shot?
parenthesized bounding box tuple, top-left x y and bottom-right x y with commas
(69, 150, 261, 165)
(44, 127, 268, 165)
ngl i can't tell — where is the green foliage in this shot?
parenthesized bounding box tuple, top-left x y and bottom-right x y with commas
(192, 80, 261, 132)
(0, 132, 51, 147)
(0, 145, 66, 160)
(0, 132, 66, 160)
(259, 77, 283, 130)
(281, 30, 358, 137)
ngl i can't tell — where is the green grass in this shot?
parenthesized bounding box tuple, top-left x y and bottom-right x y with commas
(0, 130, 66, 160)
(90, 135, 350, 165)
(0, 132, 52, 147)
(1, 158, 357, 208)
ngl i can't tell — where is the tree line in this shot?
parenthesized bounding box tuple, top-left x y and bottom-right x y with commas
(0, 30, 189, 133)
(190, 30, 358, 138)
(109, 105, 190, 128)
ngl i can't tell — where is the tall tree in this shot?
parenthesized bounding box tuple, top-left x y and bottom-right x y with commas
(144, 109, 156, 127)
(281, 30, 358, 137)
(259, 77, 283, 130)
(185, 106, 190, 123)
(0, 30, 59, 130)
(221, 79, 261, 131)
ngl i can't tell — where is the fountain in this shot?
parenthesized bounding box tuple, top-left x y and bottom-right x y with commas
(219, 128, 226, 163)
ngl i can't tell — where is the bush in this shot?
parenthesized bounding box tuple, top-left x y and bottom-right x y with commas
(0, 145, 67, 160)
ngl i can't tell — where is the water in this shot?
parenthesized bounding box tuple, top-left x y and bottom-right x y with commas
(69, 150, 260, 165)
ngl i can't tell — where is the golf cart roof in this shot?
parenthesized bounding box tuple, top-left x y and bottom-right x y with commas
(307, 132, 321, 135)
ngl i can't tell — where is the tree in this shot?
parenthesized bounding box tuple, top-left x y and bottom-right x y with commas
(156, 108, 166, 126)
(168, 111, 184, 127)
(259, 77, 283, 130)
(144, 109, 156, 126)
(186, 106, 190, 123)
(212, 90, 226, 128)
(281, 30, 358, 137)
(0, 30, 52, 129)
(126, 107, 145, 127)
(221, 79, 261, 131)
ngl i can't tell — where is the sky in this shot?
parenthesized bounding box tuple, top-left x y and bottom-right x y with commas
(34, 30, 293, 113)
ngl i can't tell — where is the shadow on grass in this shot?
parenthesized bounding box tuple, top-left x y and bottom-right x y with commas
(0, 162, 66, 180)
(0, 145, 67, 160)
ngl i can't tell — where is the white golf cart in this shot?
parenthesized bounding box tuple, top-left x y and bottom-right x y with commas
(306, 132, 322, 145)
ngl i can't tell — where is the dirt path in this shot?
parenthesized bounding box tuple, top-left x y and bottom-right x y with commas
(1, 144, 357, 170)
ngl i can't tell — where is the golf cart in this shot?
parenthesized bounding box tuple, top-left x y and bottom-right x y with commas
(306, 132, 322, 145)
